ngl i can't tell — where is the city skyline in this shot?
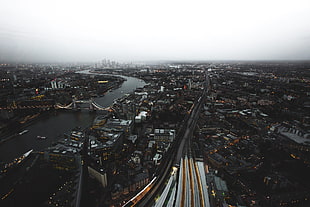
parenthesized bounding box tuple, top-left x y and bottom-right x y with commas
(1, 0, 310, 63)
(1, 62, 309, 206)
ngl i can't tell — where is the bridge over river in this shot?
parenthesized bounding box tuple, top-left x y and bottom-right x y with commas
(55, 98, 111, 111)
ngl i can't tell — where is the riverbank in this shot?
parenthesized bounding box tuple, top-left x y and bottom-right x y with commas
(0, 72, 146, 163)
(0, 73, 126, 146)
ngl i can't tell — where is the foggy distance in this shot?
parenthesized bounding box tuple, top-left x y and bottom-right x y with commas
(1, 0, 310, 63)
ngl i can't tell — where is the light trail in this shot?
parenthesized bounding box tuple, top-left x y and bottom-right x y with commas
(175, 158, 184, 207)
(122, 177, 157, 207)
(188, 157, 195, 207)
(167, 182, 176, 207)
(197, 161, 211, 207)
(194, 160, 205, 207)
(154, 172, 174, 207)
(181, 157, 186, 207)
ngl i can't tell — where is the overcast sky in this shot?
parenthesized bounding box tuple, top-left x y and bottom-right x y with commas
(1, 0, 310, 63)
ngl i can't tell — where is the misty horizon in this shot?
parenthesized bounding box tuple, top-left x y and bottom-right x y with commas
(1, 0, 310, 63)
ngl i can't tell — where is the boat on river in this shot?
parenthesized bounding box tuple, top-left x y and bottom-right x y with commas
(37, 136, 47, 139)
(18, 130, 29, 135)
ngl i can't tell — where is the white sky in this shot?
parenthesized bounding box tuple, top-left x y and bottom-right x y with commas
(0, 0, 310, 62)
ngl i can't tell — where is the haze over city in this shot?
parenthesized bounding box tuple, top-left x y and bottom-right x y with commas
(1, 2, 310, 205)
(1, 0, 310, 63)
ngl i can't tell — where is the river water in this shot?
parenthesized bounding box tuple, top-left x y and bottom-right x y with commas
(0, 72, 146, 163)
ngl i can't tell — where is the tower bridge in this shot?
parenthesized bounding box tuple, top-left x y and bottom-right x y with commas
(55, 98, 111, 111)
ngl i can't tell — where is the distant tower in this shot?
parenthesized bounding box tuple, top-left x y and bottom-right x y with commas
(160, 86, 164, 92)
(51, 80, 57, 89)
(57, 81, 64, 88)
(188, 79, 192, 90)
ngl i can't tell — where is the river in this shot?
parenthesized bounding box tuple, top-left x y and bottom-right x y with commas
(0, 71, 146, 163)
